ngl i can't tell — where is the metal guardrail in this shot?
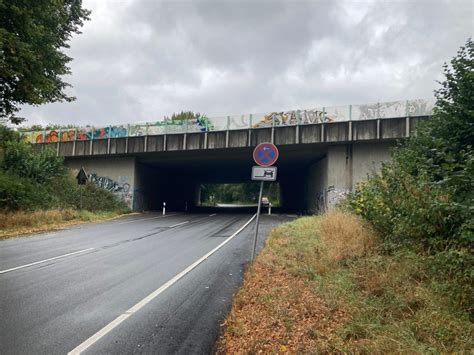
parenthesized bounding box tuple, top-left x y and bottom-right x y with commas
(21, 98, 435, 143)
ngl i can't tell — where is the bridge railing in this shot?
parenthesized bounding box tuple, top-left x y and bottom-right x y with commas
(21, 98, 435, 143)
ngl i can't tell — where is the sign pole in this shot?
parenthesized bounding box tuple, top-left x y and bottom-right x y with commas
(251, 142, 279, 261)
(252, 180, 264, 260)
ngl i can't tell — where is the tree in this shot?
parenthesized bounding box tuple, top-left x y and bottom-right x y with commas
(0, 0, 90, 124)
(348, 38, 473, 249)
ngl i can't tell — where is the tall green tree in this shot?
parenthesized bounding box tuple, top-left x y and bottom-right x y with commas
(348, 38, 473, 249)
(0, 0, 90, 124)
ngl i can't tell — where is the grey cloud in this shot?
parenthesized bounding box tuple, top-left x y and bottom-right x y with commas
(19, 0, 473, 126)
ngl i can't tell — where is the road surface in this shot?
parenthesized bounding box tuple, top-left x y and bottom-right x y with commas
(0, 212, 292, 354)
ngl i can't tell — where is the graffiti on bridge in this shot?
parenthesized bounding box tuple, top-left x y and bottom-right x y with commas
(89, 173, 132, 207)
(21, 98, 435, 143)
(252, 110, 333, 128)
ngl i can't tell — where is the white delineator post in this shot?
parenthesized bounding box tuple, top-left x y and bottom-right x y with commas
(268, 202, 272, 215)
(163, 202, 166, 216)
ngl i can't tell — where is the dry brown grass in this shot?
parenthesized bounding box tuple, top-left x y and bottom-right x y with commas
(319, 209, 378, 263)
(217, 211, 473, 353)
(0, 209, 125, 239)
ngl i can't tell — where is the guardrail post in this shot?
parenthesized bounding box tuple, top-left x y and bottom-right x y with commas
(225, 116, 230, 148)
(248, 114, 252, 147)
(125, 124, 130, 153)
(107, 125, 111, 154)
(348, 105, 353, 142)
(144, 123, 149, 152)
(295, 111, 300, 144)
(183, 119, 188, 150)
(72, 128, 77, 156)
(271, 114, 275, 144)
(89, 127, 94, 155)
(405, 100, 410, 137)
(56, 128, 61, 156)
(204, 119, 208, 149)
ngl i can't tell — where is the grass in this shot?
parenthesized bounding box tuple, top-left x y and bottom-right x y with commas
(217, 210, 473, 353)
(0, 208, 129, 239)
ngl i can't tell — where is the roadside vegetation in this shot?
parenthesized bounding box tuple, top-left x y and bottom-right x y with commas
(218, 40, 473, 352)
(201, 182, 280, 206)
(0, 126, 129, 238)
(218, 212, 472, 353)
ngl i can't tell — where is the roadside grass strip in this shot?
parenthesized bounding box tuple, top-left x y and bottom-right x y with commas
(217, 210, 473, 353)
(0, 209, 129, 239)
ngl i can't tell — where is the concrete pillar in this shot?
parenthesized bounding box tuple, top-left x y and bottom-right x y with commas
(305, 156, 328, 213)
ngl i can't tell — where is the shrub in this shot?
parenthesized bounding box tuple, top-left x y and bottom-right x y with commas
(346, 40, 473, 312)
(0, 125, 128, 213)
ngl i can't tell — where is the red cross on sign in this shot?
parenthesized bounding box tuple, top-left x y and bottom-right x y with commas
(253, 142, 279, 167)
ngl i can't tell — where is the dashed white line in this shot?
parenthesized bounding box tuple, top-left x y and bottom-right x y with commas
(0, 248, 95, 275)
(169, 221, 189, 228)
(67, 214, 257, 355)
(209, 213, 217, 217)
(114, 214, 176, 225)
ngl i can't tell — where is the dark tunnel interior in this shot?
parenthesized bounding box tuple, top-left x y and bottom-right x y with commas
(134, 144, 326, 213)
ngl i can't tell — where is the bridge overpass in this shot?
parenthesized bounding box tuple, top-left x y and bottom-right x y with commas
(24, 99, 434, 213)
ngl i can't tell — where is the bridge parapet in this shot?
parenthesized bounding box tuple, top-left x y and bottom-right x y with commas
(22, 98, 434, 146)
(31, 115, 429, 157)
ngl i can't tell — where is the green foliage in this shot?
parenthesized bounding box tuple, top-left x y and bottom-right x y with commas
(51, 172, 128, 212)
(0, 0, 90, 124)
(0, 125, 128, 212)
(346, 39, 473, 311)
(3, 140, 64, 183)
(0, 171, 51, 210)
(200, 182, 280, 205)
(167, 111, 200, 121)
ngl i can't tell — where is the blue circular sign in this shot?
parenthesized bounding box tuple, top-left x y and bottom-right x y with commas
(253, 142, 279, 167)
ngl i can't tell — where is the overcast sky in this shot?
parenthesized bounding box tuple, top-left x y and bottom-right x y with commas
(20, 0, 473, 127)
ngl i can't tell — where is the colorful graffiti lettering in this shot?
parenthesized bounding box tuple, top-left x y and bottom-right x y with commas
(22, 98, 435, 143)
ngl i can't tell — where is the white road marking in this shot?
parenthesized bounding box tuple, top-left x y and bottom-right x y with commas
(0, 248, 95, 275)
(209, 213, 217, 217)
(68, 214, 257, 355)
(169, 221, 189, 228)
(114, 214, 176, 225)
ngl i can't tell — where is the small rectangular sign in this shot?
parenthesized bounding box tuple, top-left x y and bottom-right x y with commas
(252, 166, 277, 181)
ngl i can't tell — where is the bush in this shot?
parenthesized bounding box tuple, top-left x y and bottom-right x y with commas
(0, 126, 128, 213)
(346, 39, 473, 311)
(0, 171, 52, 210)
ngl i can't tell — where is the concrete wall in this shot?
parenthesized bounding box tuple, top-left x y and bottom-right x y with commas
(352, 142, 393, 183)
(305, 157, 328, 213)
(303, 142, 394, 212)
(65, 157, 136, 209)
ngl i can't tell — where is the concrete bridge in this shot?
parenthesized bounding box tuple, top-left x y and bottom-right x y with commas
(25, 99, 434, 213)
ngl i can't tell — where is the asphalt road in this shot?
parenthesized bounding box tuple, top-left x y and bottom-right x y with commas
(0, 212, 293, 354)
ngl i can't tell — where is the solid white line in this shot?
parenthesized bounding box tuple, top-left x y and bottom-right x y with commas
(209, 213, 217, 217)
(0, 248, 95, 275)
(68, 214, 257, 355)
(169, 221, 189, 228)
